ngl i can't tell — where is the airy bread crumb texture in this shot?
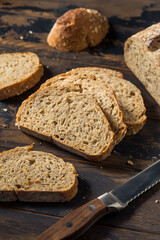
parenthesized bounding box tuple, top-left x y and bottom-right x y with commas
(40, 73, 127, 144)
(62, 67, 146, 135)
(16, 87, 115, 161)
(0, 145, 78, 202)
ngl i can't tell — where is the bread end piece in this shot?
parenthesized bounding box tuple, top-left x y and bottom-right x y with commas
(124, 23, 160, 105)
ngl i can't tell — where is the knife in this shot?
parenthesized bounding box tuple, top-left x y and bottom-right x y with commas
(36, 160, 160, 240)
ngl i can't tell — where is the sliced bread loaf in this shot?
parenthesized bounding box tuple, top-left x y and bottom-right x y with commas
(0, 145, 78, 202)
(47, 67, 146, 135)
(16, 86, 115, 161)
(124, 23, 160, 105)
(0, 52, 44, 100)
(40, 74, 127, 144)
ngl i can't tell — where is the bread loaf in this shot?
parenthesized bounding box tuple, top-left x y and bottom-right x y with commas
(60, 67, 146, 135)
(124, 23, 160, 105)
(40, 73, 127, 144)
(0, 145, 78, 202)
(16, 86, 115, 161)
(47, 8, 109, 52)
(0, 52, 43, 100)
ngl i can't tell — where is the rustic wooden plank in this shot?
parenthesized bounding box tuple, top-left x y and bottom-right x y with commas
(0, 207, 57, 240)
(77, 224, 160, 240)
(0, 207, 160, 240)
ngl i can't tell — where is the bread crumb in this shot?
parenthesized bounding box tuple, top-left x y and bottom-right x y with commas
(20, 36, 24, 40)
(3, 108, 8, 112)
(27, 180, 31, 185)
(127, 160, 134, 166)
(34, 178, 41, 183)
(155, 200, 159, 203)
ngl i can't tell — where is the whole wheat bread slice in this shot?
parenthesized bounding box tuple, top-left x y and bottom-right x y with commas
(0, 145, 78, 202)
(40, 74, 127, 144)
(44, 67, 146, 135)
(124, 23, 160, 105)
(16, 86, 115, 161)
(0, 52, 44, 100)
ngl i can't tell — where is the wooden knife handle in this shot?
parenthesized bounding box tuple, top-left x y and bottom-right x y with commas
(35, 198, 108, 240)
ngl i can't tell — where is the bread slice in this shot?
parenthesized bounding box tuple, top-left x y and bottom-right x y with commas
(46, 67, 145, 135)
(16, 86, 115, 161)
(0, 52, 44, 100)
(124, 23, 160, 105)
(0, 145, 78, 202)
(40, 74, 127, 144)
(47, 8, 109, 52)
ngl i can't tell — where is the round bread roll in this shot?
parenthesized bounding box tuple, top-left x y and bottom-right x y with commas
(47, 8, 109, 52)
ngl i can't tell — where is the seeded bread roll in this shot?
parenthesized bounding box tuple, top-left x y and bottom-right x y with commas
(47, 8, 109, 52)
(62, 67, 146, 135)
(124, 23, 160, 105)
(16, 86, 115, 162)
(40, 74, 127, 144)
(0, 145, 78, 202)
(0, 52, 44, 100)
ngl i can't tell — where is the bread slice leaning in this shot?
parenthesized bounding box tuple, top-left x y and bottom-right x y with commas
(0, 52, 44, 100)
(0, 145, 78, 202)
(40, 74, 127, 144)
(124, 23, 160, 105)
(52, 67, 146, 136)
(16, 86, 115, 162)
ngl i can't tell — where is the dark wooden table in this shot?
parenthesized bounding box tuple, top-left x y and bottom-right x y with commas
(0, 0, 160, 239)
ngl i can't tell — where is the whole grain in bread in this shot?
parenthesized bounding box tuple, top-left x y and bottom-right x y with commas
(47, 8, 109, 52)
(16, 86, 115, 162)
(60, 67, 146, 135)
(124, 22, 160, 105)
(40, 74, 127, 144)
(0, 52, 43, 100)
(0, 145, 78, 202)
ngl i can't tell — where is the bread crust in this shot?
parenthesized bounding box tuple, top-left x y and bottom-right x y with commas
(130, 22, 160, 49)
(18, 125, 115, 162)
(47, 8, 109, 52)
(0, 52, 44, 100)
(0, 145, 78, 202)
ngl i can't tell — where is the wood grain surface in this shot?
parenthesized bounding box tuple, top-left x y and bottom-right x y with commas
(0, 0, 160, 239)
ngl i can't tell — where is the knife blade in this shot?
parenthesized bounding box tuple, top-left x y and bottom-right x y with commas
(36, 160, 160, 240)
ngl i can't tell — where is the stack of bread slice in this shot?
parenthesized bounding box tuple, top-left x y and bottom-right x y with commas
(16, 67, 146, 161)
